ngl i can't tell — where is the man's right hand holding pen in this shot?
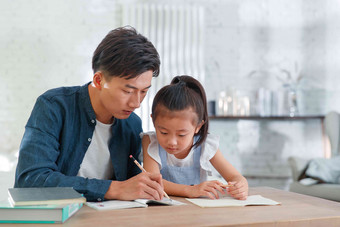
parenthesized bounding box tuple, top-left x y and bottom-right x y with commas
(104, 172, 165, 201)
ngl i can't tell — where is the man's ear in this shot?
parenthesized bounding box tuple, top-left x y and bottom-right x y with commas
(195, 120, 205, 134)
(93, 71, 104, 90)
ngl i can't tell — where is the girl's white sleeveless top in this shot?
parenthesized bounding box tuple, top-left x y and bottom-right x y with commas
(140, 132, 220, 182)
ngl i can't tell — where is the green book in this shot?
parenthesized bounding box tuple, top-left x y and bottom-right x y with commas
(8, 187, 86, 206)
(0, 199, 83, 223)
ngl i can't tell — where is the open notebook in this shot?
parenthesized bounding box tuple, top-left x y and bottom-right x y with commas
(86, 198, 185, 211)
(186, 195, 280, 208)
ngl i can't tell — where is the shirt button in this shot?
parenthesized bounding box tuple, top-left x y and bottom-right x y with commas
(97, 198, 102, 202)
(91, 119, 95, 124)
(88, 138, 92, 142)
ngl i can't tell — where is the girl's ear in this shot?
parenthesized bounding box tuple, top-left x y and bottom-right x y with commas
(195, 120, 205, 134)
(93, 71, 104, 90)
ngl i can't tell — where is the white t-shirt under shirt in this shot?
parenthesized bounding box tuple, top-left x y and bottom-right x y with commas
(77, 120, 114, 180)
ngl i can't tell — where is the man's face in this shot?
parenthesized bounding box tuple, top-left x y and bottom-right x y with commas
(97, 70, 153, 121)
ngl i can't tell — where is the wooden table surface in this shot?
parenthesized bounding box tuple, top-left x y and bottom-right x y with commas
(10, 187, 340, 227)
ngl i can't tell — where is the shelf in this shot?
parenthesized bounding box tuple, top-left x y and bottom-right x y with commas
(209, 115, 325, 120)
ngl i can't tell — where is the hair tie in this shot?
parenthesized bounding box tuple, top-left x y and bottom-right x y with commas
(177, 80, 186, 87)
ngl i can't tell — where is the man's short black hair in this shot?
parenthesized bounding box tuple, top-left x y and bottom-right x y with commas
(92, 26, 160, 79)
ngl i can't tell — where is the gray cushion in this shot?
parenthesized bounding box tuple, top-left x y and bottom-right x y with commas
(290, 182, 340, 202)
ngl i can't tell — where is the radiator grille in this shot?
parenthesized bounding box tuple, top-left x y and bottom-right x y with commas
(121, 3, 205, 131)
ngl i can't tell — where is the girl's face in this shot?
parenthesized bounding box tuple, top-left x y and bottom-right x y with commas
(153, 107, 203, 159)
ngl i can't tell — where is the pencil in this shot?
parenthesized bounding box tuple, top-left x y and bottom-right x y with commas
(222, 184, 234, 188)
(129, 155, 171, 201)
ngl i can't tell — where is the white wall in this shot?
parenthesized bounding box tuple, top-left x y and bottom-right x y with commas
(0, 0, 121, 156)
(203, 0, 340, 112)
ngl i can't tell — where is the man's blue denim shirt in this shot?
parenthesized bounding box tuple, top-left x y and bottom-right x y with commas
(14, 82, 142, 201)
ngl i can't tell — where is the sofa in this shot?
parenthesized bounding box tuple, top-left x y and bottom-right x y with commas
(288, 111, 340, 202)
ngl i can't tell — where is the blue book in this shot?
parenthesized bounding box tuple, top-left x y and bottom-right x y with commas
(0, 199, 83, 223)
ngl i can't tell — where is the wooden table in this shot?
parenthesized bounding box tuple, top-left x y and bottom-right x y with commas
(12, 187, 340, 226)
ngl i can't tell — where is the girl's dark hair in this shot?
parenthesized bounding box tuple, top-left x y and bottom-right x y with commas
(152, 75, 209, 148)
(92, 26, 160, 79)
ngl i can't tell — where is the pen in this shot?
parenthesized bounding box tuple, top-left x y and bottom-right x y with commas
(129, 155, 171, 201)
(222, 184, 234, 188)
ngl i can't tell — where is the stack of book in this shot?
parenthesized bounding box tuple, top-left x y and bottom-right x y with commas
(0, 187, 86, 224)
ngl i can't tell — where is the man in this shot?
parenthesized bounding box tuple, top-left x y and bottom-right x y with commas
(14, 26, 164, 202)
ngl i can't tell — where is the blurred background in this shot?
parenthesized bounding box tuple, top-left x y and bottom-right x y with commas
(1, 0, 340, 191)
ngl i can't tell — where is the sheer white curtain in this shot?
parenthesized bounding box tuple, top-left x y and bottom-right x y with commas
(121, 3, 205, 131)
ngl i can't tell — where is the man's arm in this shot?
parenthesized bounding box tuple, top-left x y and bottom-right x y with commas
(15, 95, 164, 202)
(14, 95, 111, 202)
(16, 125, 164, 202)
(15, 125, 112, 202)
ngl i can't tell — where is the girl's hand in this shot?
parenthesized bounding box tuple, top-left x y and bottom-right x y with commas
(189, 180, 225, 199)
(226, 177, 248, 200)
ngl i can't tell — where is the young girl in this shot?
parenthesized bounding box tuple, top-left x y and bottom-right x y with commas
(141, 75, 248, 200)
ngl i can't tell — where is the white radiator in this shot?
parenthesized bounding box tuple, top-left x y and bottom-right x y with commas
(121, 3, 205, 131)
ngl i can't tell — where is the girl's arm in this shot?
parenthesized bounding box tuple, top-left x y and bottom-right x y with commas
(142, 135, 161, 173)
(142, 136, 224, 199)
(210, 149, 249, 200)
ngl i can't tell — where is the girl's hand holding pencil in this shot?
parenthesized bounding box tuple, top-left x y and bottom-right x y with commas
(186, 180, 247, 200)
(226, 177, 249, 200)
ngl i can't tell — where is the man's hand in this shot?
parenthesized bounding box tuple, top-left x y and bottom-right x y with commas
(104, 172, 164, 201)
